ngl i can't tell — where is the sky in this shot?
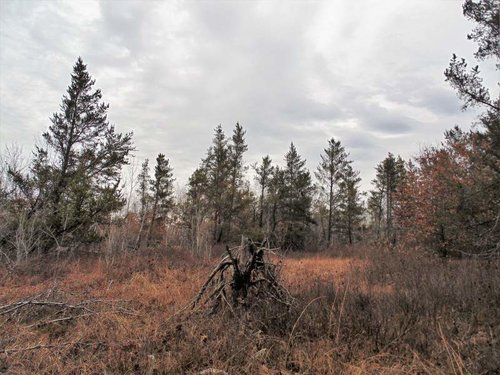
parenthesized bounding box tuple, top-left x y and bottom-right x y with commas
(0, 0, 497, 193)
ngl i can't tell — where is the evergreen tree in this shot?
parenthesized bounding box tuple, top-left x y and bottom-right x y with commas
(371, 153, 406, 242)
(202, 125, 230, 243)
(146, 154, 174, 246)
(445, 0, 499, 112)
(226, 123, 248, 239)
(267, 166, 285, 240)
(367, 189, 383, 237)
(445, 0, 499, 174)
(253, 155, 273, 228)
(339, 164, 364, 245)
(8, 57, 133, 251)
(315, 138, 349, 247)
(281, 143, 314, 250)
(134, 159, 150, 249)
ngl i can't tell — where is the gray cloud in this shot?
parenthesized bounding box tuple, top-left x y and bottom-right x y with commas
(0, 0, 493, 192)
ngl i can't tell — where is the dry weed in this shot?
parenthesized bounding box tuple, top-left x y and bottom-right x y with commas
(0, 245, 498, 374)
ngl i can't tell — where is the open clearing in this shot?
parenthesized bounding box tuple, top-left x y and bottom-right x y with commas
(1, 246, 498, 374)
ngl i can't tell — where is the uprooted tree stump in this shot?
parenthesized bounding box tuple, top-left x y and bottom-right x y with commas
(192, 239, 293, 314)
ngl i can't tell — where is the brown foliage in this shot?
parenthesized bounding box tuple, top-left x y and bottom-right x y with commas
(395, 129, 499, 256)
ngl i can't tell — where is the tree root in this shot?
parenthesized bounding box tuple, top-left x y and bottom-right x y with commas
(192, 239, 293, 314)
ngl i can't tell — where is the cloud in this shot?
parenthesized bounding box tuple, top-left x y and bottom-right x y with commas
(0, 0, 492, 192)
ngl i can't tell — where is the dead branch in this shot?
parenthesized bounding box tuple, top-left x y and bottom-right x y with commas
(192, 260, 232, 307)
(0, 299, 94, 316)
(26, 313, 94, 328)
(0, 293, 137, 330)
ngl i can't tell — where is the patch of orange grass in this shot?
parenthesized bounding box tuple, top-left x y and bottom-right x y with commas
(107, 266, 208, 308)
(0, 254, 217, 374)
(0, 257, 212, 320)
(0, 254, 375, 311)
(283, 256, 366, 293)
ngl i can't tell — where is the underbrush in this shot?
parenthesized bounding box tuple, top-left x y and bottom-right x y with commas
(0, 246, 498, 374)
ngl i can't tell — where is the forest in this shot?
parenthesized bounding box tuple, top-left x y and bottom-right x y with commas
(0, 0, 498, 374)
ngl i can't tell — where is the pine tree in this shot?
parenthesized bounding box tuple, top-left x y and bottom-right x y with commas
(368, 189, 383, 237)
(445, 0, 499, 174)
(315, 138, 349, 247)
(445, 0, 499, 112)
(339, 164, 364, 245)
(281, 143, 314, 250)
(146, 154, 174, 246)
(8, 57, 133, 251)
(202, 125, 230, 243)
(226, 123, 248, 239)
(371, 153, 406, 242)
(253, 155, 273, 228)
(134, 159, 150, 249)
(268, 166, 285, 240)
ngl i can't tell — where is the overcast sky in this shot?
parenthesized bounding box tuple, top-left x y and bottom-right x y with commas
(0, 0, 497, 192)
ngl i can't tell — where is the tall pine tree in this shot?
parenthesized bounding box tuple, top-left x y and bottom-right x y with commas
(315, 138, 349, 247)
(146, 154, 174, 246)
(339, 164, 364, 245)
(134, 159, 150, 249)
(253, 155, 273, 229)
(281, 143, 314, 250)
(202, 125, 230, 243)
(8, 57, 134, 251)
(371, 153, 406, 242)
(226, 123, 248, 239)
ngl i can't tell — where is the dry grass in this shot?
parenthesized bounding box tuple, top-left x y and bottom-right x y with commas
(0, 245, 498, 374)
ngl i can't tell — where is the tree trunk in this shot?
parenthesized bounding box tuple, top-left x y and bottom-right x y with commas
(135, 211, 147, 249)
(348, 214, 353, 245)
(386, 174, 392, 240)
(226, 172, 238, 240)
(259, 185, 265, 228)
(146, 198, 158, 247)
(376, 195, 383, 238)
(213, 211, 219, 243)
(327, 176, 334, 247)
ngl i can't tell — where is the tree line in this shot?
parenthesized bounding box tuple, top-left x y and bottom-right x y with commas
(0, 0, 498, 262)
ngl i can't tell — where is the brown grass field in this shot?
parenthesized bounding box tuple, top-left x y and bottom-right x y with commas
(0, 246, 498, 374)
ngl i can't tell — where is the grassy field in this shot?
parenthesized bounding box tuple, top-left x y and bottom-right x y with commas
(0, 246, 498, 374)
